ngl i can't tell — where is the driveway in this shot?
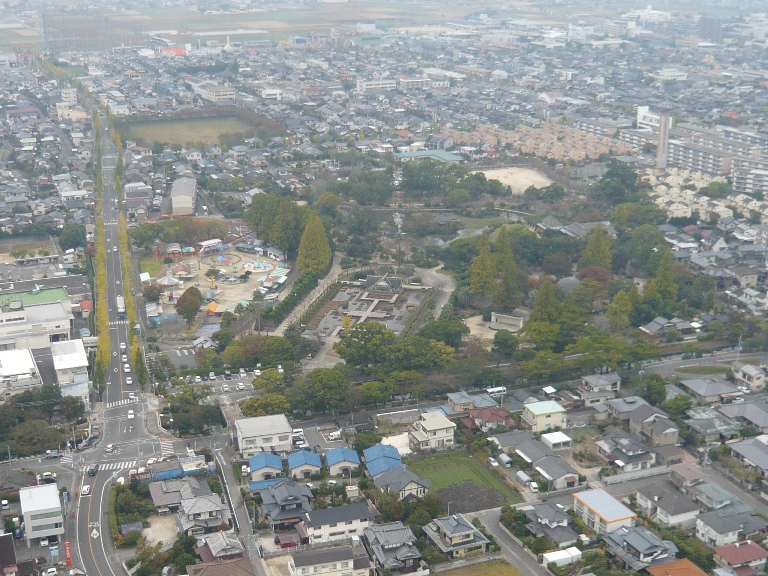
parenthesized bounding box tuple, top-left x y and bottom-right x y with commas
(466, 508, 549, 576)
(414, 263, 456, 319)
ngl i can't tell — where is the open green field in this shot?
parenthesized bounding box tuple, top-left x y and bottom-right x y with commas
(407, 451, 520, 512)
(139, 256, 162, 278)
(441, 561, 522, 576)
(118, 116, 272, 147)
(676, 365, 729, 375)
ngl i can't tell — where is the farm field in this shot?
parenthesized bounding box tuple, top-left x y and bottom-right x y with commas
(117, 116, 274, 147)
(407, 451, 521, 513)
(441, 561, 522, 576)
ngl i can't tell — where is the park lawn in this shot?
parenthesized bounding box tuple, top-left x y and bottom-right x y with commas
(139, 256, 162, 278)
(407, 452, 520, 502)
(441, 560, 521, 576)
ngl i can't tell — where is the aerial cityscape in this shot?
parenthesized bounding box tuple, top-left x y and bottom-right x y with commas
(2, 2, 768, 576)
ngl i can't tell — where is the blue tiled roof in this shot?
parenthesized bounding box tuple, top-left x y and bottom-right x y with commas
(326, 447, 361, 467)
(366, 457, 404, 477)
(248, 477, 282, 491)
(249, 453, 283, 471)
(287, 450, 322, 470)
(363, 443, 400, 462)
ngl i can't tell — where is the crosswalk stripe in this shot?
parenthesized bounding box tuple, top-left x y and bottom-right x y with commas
(160, 441, 175, 455)
(99, 460, 137, 471)
(105, 398, 138, 409)
(60, 454, 73, 464)
(109, 320, 128, 326)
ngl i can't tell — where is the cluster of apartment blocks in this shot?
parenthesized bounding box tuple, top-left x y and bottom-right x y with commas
(604, 106, 768, 197)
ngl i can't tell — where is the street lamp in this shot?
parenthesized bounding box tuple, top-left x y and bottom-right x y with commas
(169, 418, 174, 436)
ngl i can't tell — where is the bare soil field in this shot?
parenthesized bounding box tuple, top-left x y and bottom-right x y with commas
(475, 167, 553, 195)
(119, 117, 259, 147)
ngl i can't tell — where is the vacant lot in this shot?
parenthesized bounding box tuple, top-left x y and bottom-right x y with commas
(441, 560, 522, 576)
(676, 365, 729, 375)
(118, 116, 274, 147)
(407, 452, 520, 512)
(0, 237, 55, 263)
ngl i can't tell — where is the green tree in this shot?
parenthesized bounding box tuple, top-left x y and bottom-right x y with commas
(492, 228, 523, 311)
(644, 249, 678, 306)
(175, 286, 202, 329)
(211, 328, 235, 349)
(663, 394, 693, 416)
(529, 281, 561, 324)
(492, 329, 518, 357)
(334, 323, 397, 369)
(10, 420, 65, 456)
(296, 214, 332, 273)
(578, 226, 613, 269)
(252, 368, 285, 393)
(307, 367, 351, 414)
(60, 396, 85, 421)
(142, 284, 164, 303)
(241, 393, 291, 417)
(607, 289, 633, 329)
(417, 318, 469, 348)
(468, 232, 495, 295)
(642, 374, 667, 406)
(59, 223, 86, 250)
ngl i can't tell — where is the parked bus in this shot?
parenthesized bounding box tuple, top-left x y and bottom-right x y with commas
(486, 386, 507, 398)
(116, 296, 126, 319)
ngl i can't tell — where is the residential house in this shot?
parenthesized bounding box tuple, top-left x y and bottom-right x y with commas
(523, 502, 579, 549)
(714, 541, 768, 576)
(489, 430, 535, 453)
(696, 511, 743, 546)
(298, 502, 371, 544)
(442, 391, 497, 418)
(288, 451, 322, 480)
(289, 547, 370, 576)
(467, 406, 513, 433)
(195, 531, 245, 562)
(534, 455, 581, 490)
(408, 411, 456, 451)
(363, 444, 404, 478)
(603, 525, 678, 571)
(326, 448, 361, 477)
(680, 376, 740, 403)
(573, 488, 637, 534)
(686, 406, 743, 442)
(636, 483, 700, 528)
(248, 453, 283, 481)
(188, 559, 254, 576)
(363, 522, 424, 576)
(422, 514, 491, 558)
(0, 534, 17, 576)
(646, 559, 708, 576)
(579, 373, 621, 406)
(374, 468, 430, 502)
(259, 479, 313, 529)
(178, 492, 230, 536)
(670, 462, 709, 491)
(235, 415, 293, 458)
(149, 477, 212, 514)
(596, 429, 657, 472)
(691, 483, 750, 514)
(720, 402, 768, 433)
(732, 361, 766, 392)
(521, 400, 567, 432)
(541, 431, 573, 450)
(629, 405, 680, 447)
(605, 396, 650, 420)
(730, 435, 768, 476)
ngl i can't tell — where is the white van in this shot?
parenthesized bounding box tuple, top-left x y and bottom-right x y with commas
(1, 500, 8, 510)
(328, 429, 342, 441)
(529, 481, 539, 493)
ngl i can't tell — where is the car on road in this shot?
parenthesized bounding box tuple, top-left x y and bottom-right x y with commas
(121, 354, 128, 363)
(120, 342, 127, 351)
(106, 443, 116, 453)
(126, 377, 133, 386)
(237, 383, 245, 391)
(87, 464, 99, 476)
(127, 410, 135, 419)
(113, 246, 118, 252)
(123, 363, 130, 373)
(128, 392, 136, 400)
(146, 458, 157, 466)
(487, 457, 499, 467)
(738, 386, 751, 393)
(81, 485, 91, 496)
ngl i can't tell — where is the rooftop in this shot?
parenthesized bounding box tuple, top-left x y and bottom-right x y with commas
(574, 488, 637, 522)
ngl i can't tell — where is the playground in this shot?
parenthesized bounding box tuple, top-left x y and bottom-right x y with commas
(143, 246, 289, 328)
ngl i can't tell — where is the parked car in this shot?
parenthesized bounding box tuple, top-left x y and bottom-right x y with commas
(487, 457, 499, 467)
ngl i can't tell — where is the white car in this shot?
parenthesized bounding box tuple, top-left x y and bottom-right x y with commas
(237, 383, 245, 391)
(106, 443, 116, 453)
(222, 385, 230, 392)
(120, 342, 127, 351)
(126, 377, 133, 386)
(487, 457, 499, 467)
(113, 246, 118, 252)
(81, 485, 91, 496)
(127, 410, 135, 419)
(737, 386, 751, 393)
(121, 354, 128, 363)
(128, 393, 136, 400)
(123, 363, 130, 373)
(195, 375, 202, 383)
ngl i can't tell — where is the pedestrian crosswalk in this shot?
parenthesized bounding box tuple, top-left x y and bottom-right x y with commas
(175, 349, 191, 356)
(60, 453, 73, 465)
(100, 460, 137, 471)
(106, 398, 138, 409)
(160, 441, 175, 456)
(109, 320, 128, 326)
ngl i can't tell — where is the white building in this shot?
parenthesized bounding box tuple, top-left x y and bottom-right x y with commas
(170, 177, 196, 216)
(408, 411, 456, 450)
(0, 301, 71, 350)
(235, 414, 292, 458)
(299, 502, 371, 544)
(20, 484, 64, 547)
(0, 348, 41, 400)
(51, 339, 90, 412)
(573, 488, 637, 534)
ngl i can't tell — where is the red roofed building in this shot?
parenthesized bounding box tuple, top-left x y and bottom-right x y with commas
(646, 558, 708, 576)
(468, 407, 513, 433)
(714, 541, 768, 576)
